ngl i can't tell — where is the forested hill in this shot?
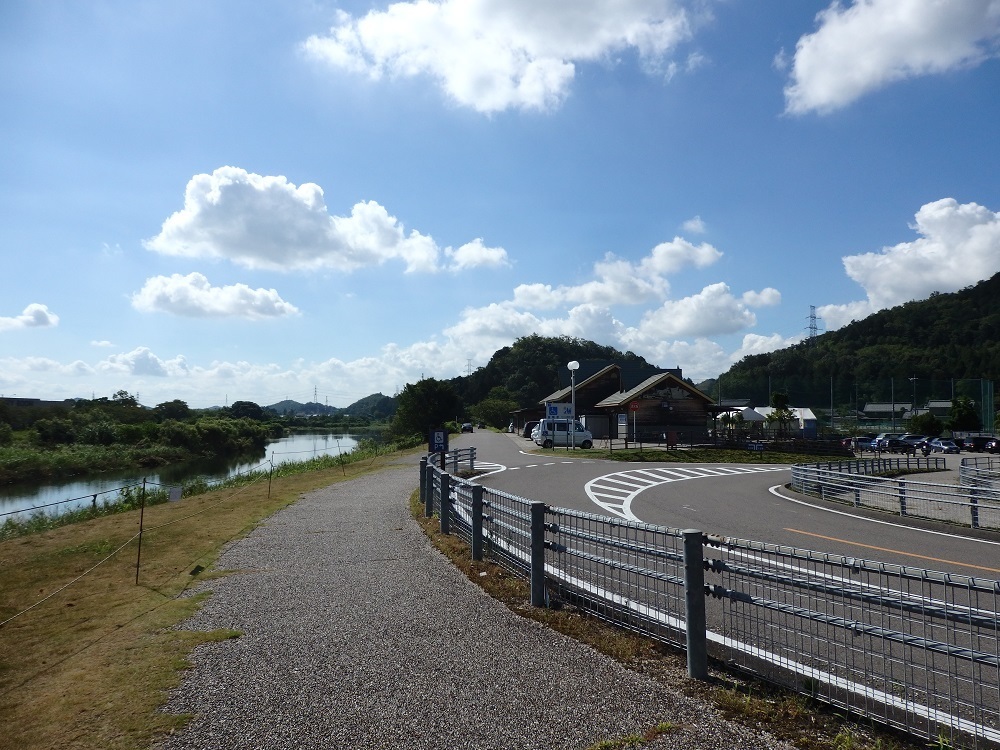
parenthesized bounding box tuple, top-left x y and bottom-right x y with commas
(698, 272, 1000, 406)
(448, 334, 665, 409)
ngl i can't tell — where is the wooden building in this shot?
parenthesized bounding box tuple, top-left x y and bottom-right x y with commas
(594, 371, 715, 445)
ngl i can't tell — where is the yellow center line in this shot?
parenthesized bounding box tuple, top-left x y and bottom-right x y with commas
(784, 528, 1000, 574)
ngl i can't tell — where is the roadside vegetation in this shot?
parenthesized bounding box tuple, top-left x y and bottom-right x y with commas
(0, 392, 391, 485)
(0, 437, 422, 750)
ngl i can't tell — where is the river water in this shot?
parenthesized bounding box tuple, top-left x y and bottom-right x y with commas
(0, 432, 360, 521)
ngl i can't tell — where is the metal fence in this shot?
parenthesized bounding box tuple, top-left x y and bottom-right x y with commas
(419, 455, 1000, 749)
(791, 458, 1000, 530)
(962, 457, 1000, 492)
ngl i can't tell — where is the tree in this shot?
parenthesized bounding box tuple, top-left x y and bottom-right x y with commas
(471, 387, 519, 428)
(948, 396, 981, 431)
(154, 399, 191, 422)
(908, 411, 943, 437)
(390, 378, 460, 439)
(229, 400, 266, 421)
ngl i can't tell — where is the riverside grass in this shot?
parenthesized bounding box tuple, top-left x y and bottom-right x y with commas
(0, 444, 419, 750)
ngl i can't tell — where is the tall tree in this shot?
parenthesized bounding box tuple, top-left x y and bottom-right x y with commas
(390, 378, 460, 439)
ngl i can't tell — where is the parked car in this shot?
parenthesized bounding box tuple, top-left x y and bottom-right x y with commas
(928, 438, 960, 454)
(984, 438, 1000, 454)
(533, 418, 594, 449)
(522, 420, 539, 438)
(963, 436, 994, 452)
(874, 433, 903, 451)
(460, 422, 474, 433)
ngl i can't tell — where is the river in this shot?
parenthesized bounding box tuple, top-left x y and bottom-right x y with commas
(0, 432, 360, 521)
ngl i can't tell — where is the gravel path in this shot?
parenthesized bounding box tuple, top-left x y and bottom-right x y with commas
(157, 464, 792, 750)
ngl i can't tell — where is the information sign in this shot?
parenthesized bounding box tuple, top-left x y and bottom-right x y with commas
(546, 402, 574, 418)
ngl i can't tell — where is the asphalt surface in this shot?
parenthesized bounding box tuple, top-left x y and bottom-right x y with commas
(470, 430, 1000, 580)
(157, 458, 794, 750)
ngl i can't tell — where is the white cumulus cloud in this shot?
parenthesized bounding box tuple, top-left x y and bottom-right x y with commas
(822, 198, 1000, 329)
(784, 0, 1000, 115)
(0, 303, 59, 333)
(131, 273, 301, 319)
(144, 166, 507, 274)
(302, 0, 697, 113)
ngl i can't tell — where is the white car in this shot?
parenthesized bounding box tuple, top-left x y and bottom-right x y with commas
(534, 418, 593, 449)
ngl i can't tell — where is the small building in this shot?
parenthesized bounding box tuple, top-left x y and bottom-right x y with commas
(535, 364, 625, 440)
(594, 371, 715, 445)
(753, 406, 819, 439)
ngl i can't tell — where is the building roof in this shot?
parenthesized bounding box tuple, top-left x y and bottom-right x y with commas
(754, 406, 818, 422)
(594, 371, 714, 409)
(538, 364, 620, 404)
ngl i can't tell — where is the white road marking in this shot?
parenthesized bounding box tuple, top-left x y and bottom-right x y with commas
(586, 466, 789, 521)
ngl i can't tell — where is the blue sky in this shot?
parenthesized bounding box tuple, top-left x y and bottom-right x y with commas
(2, 0, 999, 409)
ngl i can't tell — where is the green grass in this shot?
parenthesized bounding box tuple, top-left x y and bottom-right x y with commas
(0, 442, 422, 750)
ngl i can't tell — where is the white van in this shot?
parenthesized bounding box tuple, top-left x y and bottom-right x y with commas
(534, 418, 593, 449)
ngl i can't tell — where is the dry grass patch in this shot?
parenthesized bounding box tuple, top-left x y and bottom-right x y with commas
(0, 453, 412, 750)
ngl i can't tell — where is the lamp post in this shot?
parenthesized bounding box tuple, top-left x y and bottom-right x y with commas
(568, 360, 579, 450)
(909, 376, 918, 425)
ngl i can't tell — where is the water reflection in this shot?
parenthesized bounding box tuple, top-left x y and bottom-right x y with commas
(0, 432, 359, 520)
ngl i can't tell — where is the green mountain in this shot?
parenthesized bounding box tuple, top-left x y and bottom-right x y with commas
(267, 393, 396, 419)
(448, 334, 667, 409)
(697, 272, 1000, 411)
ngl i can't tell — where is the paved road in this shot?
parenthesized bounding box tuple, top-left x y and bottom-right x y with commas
(453, 429, 1000, 580)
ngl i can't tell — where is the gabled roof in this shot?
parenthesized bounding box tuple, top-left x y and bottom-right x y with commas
(594, 371, 714, 408)
(538, 364, 620, 404)
(754, 406, 818, 421)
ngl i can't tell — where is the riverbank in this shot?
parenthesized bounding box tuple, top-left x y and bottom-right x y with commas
(0, 442, 194, 484)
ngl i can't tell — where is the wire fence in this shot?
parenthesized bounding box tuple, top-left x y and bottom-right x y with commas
(421, 454, 1000, 749)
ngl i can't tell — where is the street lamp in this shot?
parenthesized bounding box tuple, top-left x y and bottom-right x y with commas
(909, 376, 918, 422)
(568, 361, 579, 450)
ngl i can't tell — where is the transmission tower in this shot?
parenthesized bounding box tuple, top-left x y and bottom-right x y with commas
(808, 305, 823, 342)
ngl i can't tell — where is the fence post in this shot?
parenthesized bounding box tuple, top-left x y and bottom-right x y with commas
(530, 502, 546, 607)
(451, 451, 459, 473)
(854, 487, 861, 507)
(440, 473, 451, 535)
(683, 529, 708, 680)
(898, 480, 907, 516)
(970, 487, 980, 529)
(419, 456, 427, 506)
(469, 447, 475, 473)
(424, 465, 435, 518)
(472, 485, 484, 561)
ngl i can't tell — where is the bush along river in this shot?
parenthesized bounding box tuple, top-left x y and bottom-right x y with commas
(0, 432, 360, 522)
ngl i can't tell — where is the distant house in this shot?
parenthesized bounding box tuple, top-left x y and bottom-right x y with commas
(753, 406, 819, 439)
(862, 402, 910, 421)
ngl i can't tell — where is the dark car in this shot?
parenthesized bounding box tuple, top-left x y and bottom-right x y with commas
(986, 438, 1000, 454)
(460, 422, 473, 433)
(522, 420, 539, 438)
(964, 436, 994, 452)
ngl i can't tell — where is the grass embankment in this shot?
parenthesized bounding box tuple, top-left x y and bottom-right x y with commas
(0, 442, 420, 750)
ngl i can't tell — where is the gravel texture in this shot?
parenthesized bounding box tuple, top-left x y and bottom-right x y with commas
(157, 464, 792, 750)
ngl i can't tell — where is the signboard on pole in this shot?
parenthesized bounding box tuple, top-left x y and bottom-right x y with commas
(629, 401, 640, 411)
(546, 402, 574, 418)
(429, 428, 448, 453)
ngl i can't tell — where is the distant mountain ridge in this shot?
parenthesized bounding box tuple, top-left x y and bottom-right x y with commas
(696, 272, 1000, 407)
(267, 393, 396, 419)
